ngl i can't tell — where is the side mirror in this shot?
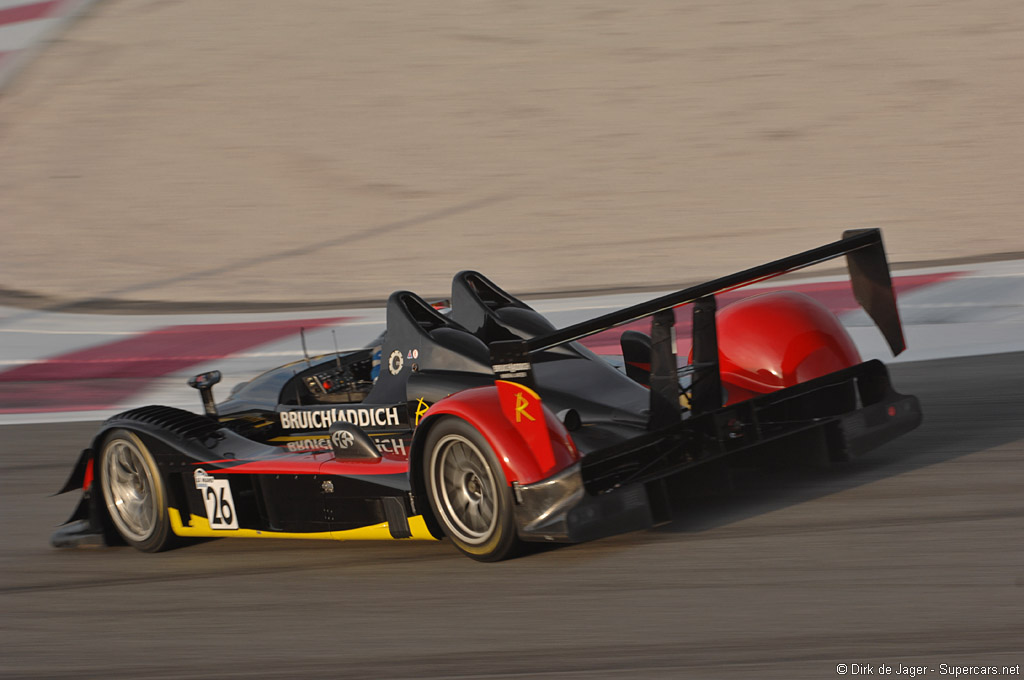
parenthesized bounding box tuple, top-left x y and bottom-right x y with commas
(328, 421, 382, 460)
(188, 370, 222, 417)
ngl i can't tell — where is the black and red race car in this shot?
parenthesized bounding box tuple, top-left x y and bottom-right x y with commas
(52, 229, 921, 561)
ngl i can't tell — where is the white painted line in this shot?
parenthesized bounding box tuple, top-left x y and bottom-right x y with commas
(0, 348, 370, 367)
(0, 0, 104, 92)
(2, 259, 1022, 425)
(0, 17, 59, 50)
(0, 328, 142, 335)
(0, 0, 46, 9)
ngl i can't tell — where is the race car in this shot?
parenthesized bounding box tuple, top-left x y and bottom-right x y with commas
(51, 229, 921, 561)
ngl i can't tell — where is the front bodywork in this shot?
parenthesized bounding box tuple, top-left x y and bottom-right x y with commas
(53, 405, 437, 547)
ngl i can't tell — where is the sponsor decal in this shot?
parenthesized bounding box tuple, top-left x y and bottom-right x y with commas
(279, 406, 403, 430)
(286, 438, 331, 453)
(388, 350, 404, 375)
(193, 468, 238, 530)
(414, 398, 431, 427)
(374, 437, 408, 458)
(492, 361, 531, 379)
(495, 380, 556, 473)
(515, 391, 535, 422)
(193, 468, 215, 488)
(332, 429, 355, 450)
(285, 436, 408, 457)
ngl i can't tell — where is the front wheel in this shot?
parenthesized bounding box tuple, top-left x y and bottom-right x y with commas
(423, 417, 524, 562)
(99, 429, 176, 552)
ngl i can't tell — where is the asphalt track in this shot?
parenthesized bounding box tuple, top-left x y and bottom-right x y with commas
(1, 352, 1022, 679)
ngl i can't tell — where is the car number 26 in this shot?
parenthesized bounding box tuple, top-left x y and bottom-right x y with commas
(194, 469, 239, 530)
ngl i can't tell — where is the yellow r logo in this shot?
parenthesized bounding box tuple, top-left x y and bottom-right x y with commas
(414, 398, 430, 426)
(515, 392, 535, 423)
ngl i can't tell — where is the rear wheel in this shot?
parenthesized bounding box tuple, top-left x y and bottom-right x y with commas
(424, 417, 524, 562)
(99, 429, 176, 552)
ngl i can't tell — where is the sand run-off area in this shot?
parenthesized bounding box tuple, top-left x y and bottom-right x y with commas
(1, 1, 1022, 307)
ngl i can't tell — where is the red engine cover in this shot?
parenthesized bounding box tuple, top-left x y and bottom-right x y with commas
(711, 291, 861, 403)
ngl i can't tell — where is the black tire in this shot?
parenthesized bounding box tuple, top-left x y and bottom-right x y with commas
(423, 417, 525, 562)
(98, 429, 176, 552)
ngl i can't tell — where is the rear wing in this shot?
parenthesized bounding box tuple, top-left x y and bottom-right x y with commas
(489, 228, 904, 426)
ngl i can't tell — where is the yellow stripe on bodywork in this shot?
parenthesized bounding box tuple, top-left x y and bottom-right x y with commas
(168, 508, 436, 541)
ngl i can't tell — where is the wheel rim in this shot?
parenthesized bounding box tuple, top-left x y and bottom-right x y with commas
(102, 437, 159, 543)
(431, 434, 499, 545)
